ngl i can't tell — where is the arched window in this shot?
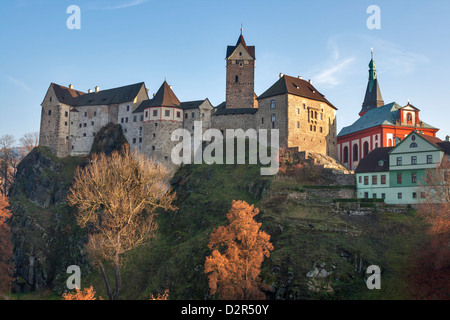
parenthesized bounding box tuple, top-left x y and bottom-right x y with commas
(410, 142, 418, 148)
(353, 144, 359, 161)
(407, 113, 412, 123)
(343, 146, 349, 163)
(363, 141, 369, 157)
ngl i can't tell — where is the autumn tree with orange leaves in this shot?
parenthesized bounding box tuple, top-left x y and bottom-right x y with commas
(204, 200, 274, 300)
(0, 194, 14, 295)
(62, 286, 101, 300)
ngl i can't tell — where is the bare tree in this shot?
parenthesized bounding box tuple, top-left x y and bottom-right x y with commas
(417, 155, 450, 235)
(19, 132, 39, 155)
(67, 146, 177, 300)
(0, 135, 17, 196)
(417, 155, 450, 270)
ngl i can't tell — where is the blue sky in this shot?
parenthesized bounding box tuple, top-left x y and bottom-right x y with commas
(1, 0, 449, 143)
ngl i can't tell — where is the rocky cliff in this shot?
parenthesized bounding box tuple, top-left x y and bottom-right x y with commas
(7, 123, 128, 294)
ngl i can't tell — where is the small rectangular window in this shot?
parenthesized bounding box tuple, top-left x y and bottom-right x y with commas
(398, 193, 402, 199)
(427, 155, 433, 164)
(372, 175, 377, 185)
(381, 175, 386, 185)
(270, 100, 276, 109)
(412, 192, 417, 199)
(177, 111, 181, 118)
(412, 173, 417, 183)
(411, 156, 417, 165)
(165, 110, 170, 117)
(397, 174, 402, 184)
(364, 176, 369, 185)
(397, 157, 402, 166)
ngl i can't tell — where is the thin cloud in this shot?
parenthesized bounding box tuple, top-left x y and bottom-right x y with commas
(360, 35, 430, 76)
(87, 0, 148, 11)
(313, 57, 355, 87)
(6, 76, 31, 91)
(308, 34, 357, 88)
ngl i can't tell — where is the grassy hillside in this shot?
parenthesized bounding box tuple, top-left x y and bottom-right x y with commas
(7, 143, 433, 300)
(81, 161, 430, 300)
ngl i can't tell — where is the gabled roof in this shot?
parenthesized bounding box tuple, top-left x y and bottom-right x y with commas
(133, 81, 180, 113)
(400, 102, 420, 111)
(49, 83, 85, 105)
(180, 100, 204, 110)
(180, 99, 213, 110)
(226, 34, 255, 59)
(50, 82, 145, 106)
(338, 102, 437, 137)
(355, 147, 393, 173)
(257, 75, 337, 109)
(388, 130, 445, 156)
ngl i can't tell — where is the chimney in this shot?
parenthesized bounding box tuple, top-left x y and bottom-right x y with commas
(88, 89, 93, 93)
(153, 93, 156, 97)
(68, 84, 74, 89)
(308, 79, 312, 84)
(298, 76, 302, 80)
(279, 73, 284, 78)
(95, 86, 100, 93)
(169, 85, 173, 90)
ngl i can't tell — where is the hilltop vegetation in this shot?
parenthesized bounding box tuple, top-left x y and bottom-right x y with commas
(4, 138, 440, 300)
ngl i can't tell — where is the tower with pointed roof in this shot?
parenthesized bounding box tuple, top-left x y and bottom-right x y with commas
(225, 28, 257, 109)
(359, 52, 384, 116)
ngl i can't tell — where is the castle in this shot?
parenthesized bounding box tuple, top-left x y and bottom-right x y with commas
(39, 31, 338, 168)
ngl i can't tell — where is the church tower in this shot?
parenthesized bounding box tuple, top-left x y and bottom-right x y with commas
(225, 28, 257, 109)
(359, 52, 384, 116)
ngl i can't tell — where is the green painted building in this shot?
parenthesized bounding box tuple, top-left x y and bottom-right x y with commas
(355, 131, 450, 204)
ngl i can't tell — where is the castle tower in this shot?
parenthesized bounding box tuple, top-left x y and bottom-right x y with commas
(141, 81, 183, 171)
(359, 51, 384, 116)
(225, 28, 256, 109)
